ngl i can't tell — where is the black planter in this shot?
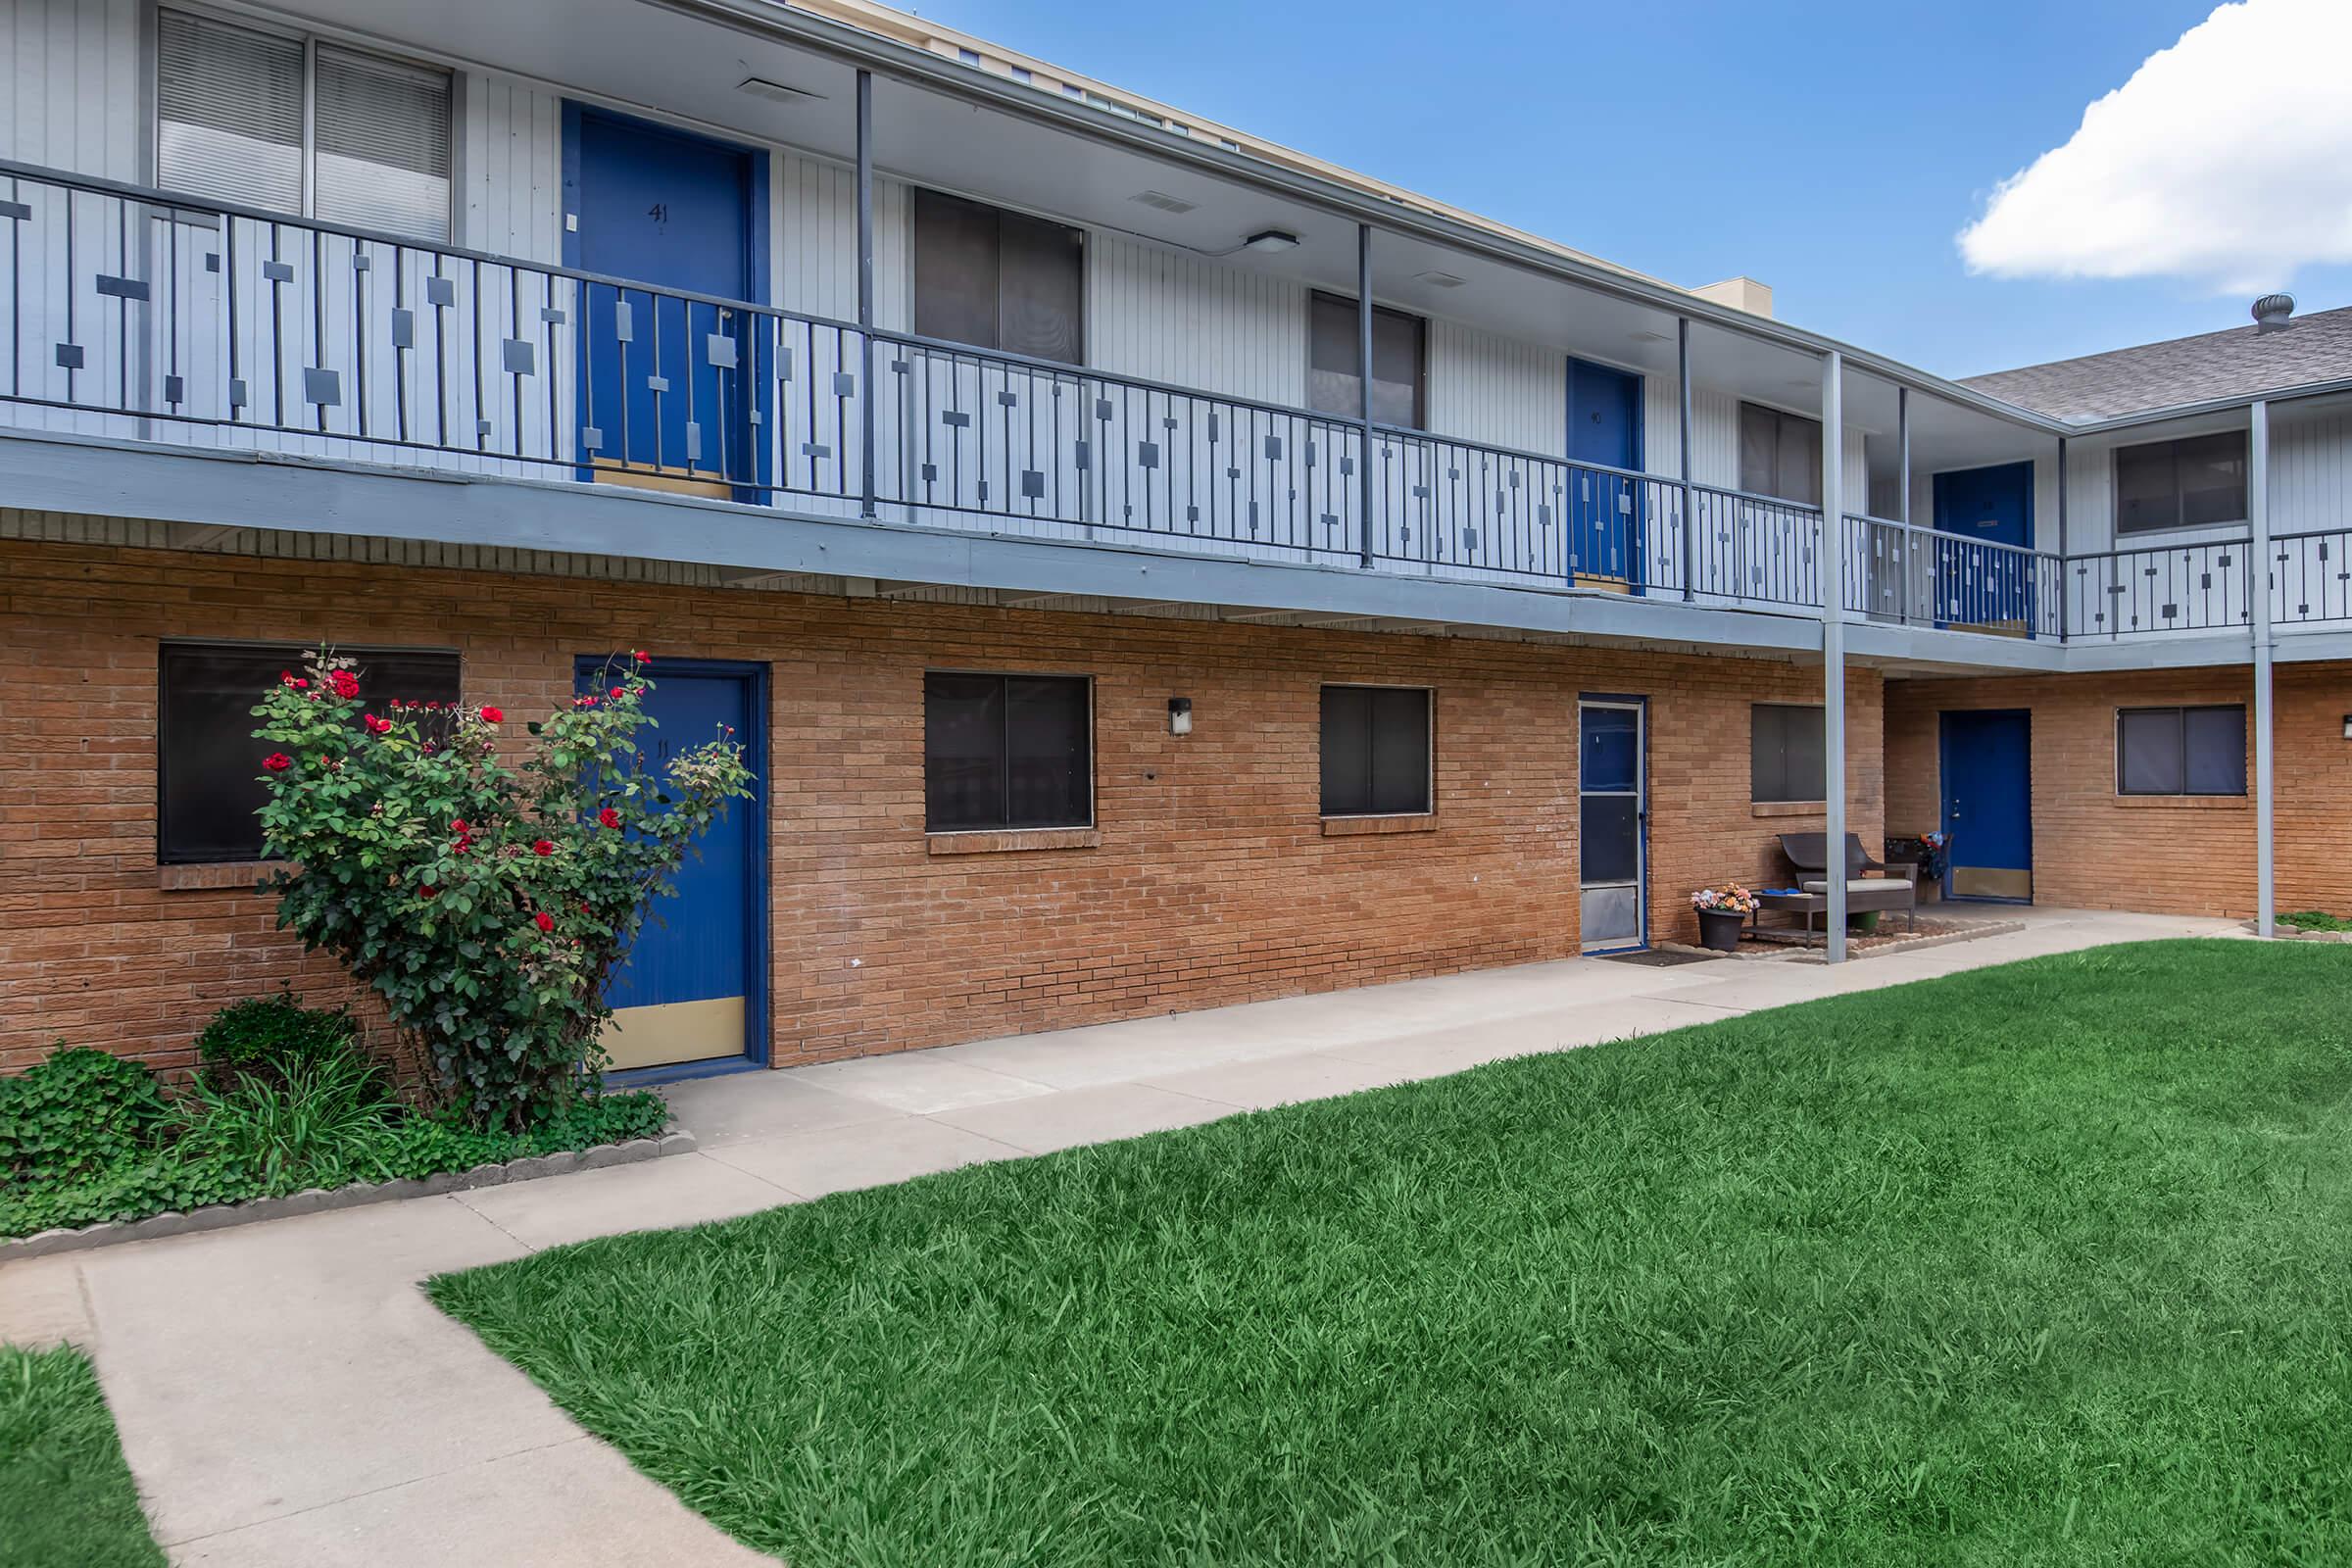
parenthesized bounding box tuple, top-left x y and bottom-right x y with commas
(1695, 908, 1745, 953)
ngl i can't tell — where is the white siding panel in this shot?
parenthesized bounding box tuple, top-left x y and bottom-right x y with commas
(1427, 320, 1558, 458)
(461, 74, 562, 265)
(1085, 231, 1304, 407)
(3, 0, 139, 176)
(772, 151, 908, 329)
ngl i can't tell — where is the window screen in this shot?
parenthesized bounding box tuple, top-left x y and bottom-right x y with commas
(2115, 433, 2247, 536)
(911, 190, 1085, 364)
(2117, 706, 2245, 796)
(314, 45, 453, 242)
(924, 673, 1092, 831)
(1738, 403, 1824, 506)
(1307, 292, 1426, 428)
(1750, 704, 1827, 803)
(159, 643, 460, 864)
(157, 11, 304, 214)
(1320, 685, 1432, 816)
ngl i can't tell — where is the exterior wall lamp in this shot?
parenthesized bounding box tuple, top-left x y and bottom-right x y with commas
(1169, 697, 1194, 736)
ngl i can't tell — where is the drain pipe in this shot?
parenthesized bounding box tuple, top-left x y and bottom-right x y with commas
(2251, 399, 2275, 937)
(1822, 350, 1848, 962)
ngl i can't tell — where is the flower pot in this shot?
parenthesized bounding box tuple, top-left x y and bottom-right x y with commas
(1695, 908, 1745, 953)
(1852, 909, 1881, 934)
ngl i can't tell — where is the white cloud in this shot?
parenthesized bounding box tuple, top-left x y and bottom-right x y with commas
(1957, 0, 2352, 294)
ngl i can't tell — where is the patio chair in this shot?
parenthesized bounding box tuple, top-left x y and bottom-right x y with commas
(1774, 832, 1918, 933)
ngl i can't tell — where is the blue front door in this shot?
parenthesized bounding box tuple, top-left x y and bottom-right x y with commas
(582, 660, 764, 1070)
(1940, 709, 2031, 902)
(1933, 461, 2034, 631)
(566, 107, 762, 492)
(1565, 359, 1643, 587)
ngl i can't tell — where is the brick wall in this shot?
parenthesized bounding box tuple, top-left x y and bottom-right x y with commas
(1884, 662, 2352, 918)
(0, 536, 1881, 1075)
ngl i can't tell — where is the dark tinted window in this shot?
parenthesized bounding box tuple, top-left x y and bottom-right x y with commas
(924, 672, 1092, 831)
(159, 643, 460, 863)
(1751, 704, 1826, 803)
(2115, 432, 2247, 535)
(2118, 706, 2245, 796)
(1320, 685, 1431, 816)
(1308, 292, 1426, 428)
(911, 189, 1084, 364)
(1738, 402, 1823, 506)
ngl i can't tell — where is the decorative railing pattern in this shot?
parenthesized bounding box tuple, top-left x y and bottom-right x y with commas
(3, 160, 2347, 645)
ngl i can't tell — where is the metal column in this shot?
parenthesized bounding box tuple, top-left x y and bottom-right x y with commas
(1356, 224, 1374, 567)
(1822, 351, 1848, 961)
(856, 69, 877, 520)
(2251, 399, 2275, 938)
(1895, 386, 1910, 624)
(1678, 318, 1695, 599)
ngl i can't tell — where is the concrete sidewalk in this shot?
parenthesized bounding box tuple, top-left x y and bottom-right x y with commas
(0, 907, 2241, 1565)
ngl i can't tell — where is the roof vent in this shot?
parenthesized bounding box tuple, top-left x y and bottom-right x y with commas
(2253, 292, 2296, 333)
(1130, 190, 1199, 215)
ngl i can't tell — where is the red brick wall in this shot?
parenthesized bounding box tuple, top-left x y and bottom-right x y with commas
(1884, 662, 2352, 918)
(0, 537, 1881, 1075)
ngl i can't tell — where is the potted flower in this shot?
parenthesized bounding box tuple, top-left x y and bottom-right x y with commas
(1690, 884, 1757, 953)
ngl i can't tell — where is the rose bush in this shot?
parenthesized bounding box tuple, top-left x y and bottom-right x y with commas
(252, 650, 752, 1127)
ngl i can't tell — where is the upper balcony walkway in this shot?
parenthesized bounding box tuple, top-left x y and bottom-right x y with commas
(4, 159, 2346, 661)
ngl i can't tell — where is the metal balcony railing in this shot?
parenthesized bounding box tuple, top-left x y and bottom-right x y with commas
(1, 159, 2340, 645)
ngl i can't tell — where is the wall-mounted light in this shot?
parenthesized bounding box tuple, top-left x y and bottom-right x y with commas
(1242, 229, 1299, 253)
(1168, 697, 1194, 736)
(2341, 712, 2352, 740)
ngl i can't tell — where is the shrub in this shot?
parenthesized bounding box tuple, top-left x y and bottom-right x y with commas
(192, 988, 361, 1090)
(251, 650, 751, 1127)
(170, 1049, 399, 1192)
(0, 1048, 171, 1189)
(2280, 909, 2352, 933)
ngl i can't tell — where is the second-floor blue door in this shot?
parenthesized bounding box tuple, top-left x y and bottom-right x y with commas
(567, 107, 763, 494)
(1933, 461, 2035, 632)
(1566, 359, 1643, 588)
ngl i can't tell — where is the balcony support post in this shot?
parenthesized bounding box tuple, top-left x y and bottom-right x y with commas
(2251, 399, 2275, 938)
(1821, 349, 1848, 962)
(1678, 318, 1695, 600)
(1896, 385, 1910, 622)
(856, 69, 877, 520)
(2056, 435, 2069, 637)
(1356, 223, 1374, 567)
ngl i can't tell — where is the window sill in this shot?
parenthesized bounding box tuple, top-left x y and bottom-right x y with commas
(1321, 812, 1438, 837)
(1750, 801, 1826, 819)
(158, 860, 286, 892)
(926, 827, 1101, 856)
(2114, 794, 2249, 810)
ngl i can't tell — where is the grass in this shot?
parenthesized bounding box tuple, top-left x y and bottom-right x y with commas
(0, 1347, 165, 1568)
(2280, 909, 2352, 933)
(431, 941, 2352, 1566)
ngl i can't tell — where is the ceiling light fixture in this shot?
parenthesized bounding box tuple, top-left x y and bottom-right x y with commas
(1415, 270, 1466, 289)
(1243, 229, 1299, 253)
(737, 76, 825, 105)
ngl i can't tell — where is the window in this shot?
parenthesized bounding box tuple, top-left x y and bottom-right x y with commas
(2117, 706, 2246, 796)
(159, 643, 460, 864)
(157, 10, 453, 243)
(1320, 685, 1432, 816)
(1308, 292, 1426, 429)
(2115, 432, 2247, 535)
(1750, 704, 1826, 804)
(911, 190, 1085, 364)
(924, 673, 1092, 832)
(1739, 403, 1823, 506)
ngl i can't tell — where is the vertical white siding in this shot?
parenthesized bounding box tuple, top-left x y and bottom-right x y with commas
(772, 150, 908, 330)
(1426, 320, 1558, 457)
(460, 74, 563, 266)
(1085, 231, 1304, 407)
(3, 0, 140, 177)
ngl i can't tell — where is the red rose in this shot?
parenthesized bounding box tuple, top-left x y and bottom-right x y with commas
(534, 911, 554, 934)
(598, 808, 622, 830)
(363, 713, 391, 735)
(532, 839, 555, 856)
(262, 753, 292, 772)
(610, 686, 624, 700)
(578, 901, 591, 914)
(328, 670, 361, 700)
(419, 884, 438, 899)
(479, 706, 504, 724)
(450, 818, 468, 833)
(631, 650, 651, 664)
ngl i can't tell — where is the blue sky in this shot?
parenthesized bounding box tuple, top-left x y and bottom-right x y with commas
(908, 0, 2352, 378)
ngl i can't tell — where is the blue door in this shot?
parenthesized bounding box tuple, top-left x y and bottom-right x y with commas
(581, 660, 765, 1071)
(566, 107, 763, 493)
(1566, 359, 1644, 588)
(1579, 698, 1647, 952)
(1939, 710, 2031, 902)
(1933, 461, 2034, 632)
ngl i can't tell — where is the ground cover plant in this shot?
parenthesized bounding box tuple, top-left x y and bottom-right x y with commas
(433, 941, 2352, 1566)
(0, 1346, 165, 1568)
(2278, 908, 2352, 933)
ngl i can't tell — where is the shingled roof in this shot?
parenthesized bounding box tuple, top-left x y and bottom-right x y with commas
(1962, 304, 2352, 421)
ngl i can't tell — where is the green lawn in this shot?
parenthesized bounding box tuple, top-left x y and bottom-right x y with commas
(0, 1347, 165, 1568)
(431, 941, 2352, 1566)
